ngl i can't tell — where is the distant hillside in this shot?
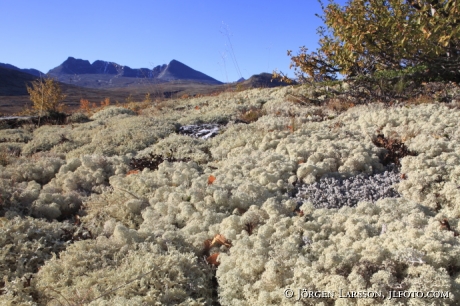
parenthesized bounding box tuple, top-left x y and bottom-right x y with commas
(240, 73, 294, 88)
(0, 63, 44, 77)
(47, 57, 221, 88)
(0, 66, 38, 95)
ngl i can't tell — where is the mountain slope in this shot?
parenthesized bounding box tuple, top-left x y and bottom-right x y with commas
(0, 63, 44, 77)
(47, 57, 97, 75)
(157, 60, 222, 84)
(0, 66, 38, 95)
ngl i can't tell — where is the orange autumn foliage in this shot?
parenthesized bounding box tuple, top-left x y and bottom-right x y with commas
(126, 170, 139, 176)
(211, 234, 232, 248)
(203, 234, 232, 267)
(80, 99, 91, 113)
(207, 175, 216, 185)
(206, 253, 220, 266)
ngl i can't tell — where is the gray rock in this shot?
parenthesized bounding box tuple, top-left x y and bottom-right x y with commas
(178, 123, 221, 139)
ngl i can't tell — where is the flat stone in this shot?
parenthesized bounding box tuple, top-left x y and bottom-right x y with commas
(178, 123, 221, 139)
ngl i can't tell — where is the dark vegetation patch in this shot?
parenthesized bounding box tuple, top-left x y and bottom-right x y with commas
(372, 133, 418, 167)
(0, 111, 69, 128)
(129, 152, 191, 171)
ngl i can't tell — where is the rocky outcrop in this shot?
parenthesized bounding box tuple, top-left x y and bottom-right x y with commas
(92, 60, 120, 74)
(121, 66, 166, 78)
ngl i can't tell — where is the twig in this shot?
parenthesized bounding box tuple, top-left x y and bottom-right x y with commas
(89, 268, 156, 302)
(44, 287, 73, 306)
(113, 187, 140, 200)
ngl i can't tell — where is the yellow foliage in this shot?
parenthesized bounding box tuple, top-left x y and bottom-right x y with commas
(284, 0, 460, 82)
(26, 77, 66, 113)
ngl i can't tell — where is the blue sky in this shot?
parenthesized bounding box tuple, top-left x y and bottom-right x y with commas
(1, 0, 348, 83)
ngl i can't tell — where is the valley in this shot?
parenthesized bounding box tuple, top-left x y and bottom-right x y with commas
(0, 57, 289, 115)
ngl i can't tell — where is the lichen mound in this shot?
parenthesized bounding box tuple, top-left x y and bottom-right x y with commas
(1, 86, 460, 305)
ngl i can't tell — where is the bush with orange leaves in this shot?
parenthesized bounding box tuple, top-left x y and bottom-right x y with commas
(79, 98, 92, 114)
(79, 98, 111, 115)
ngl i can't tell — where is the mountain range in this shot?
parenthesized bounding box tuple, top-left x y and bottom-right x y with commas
(2, 57, 223, 89)
(2, 57, 295, 91)
(46, 57, 222, 88)
(0, 57, 292, 115)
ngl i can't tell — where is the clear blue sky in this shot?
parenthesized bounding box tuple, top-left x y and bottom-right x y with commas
(0, 0, 348, 83)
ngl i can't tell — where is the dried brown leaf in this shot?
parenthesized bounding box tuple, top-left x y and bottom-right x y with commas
(211, 234, 232, 248)
(207, 253, 220, 266)
(127, 170, 139, 176)
(203, 239, 213, 252)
